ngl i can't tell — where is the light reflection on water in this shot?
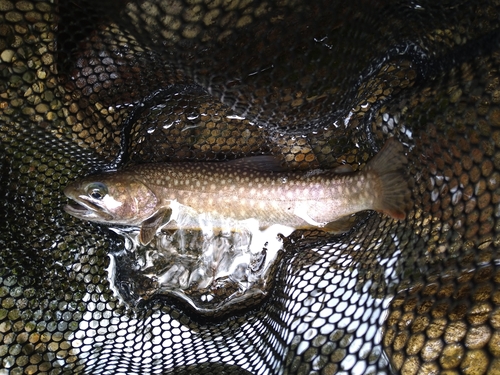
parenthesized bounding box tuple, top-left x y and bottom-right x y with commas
(106, 202, 295, 314)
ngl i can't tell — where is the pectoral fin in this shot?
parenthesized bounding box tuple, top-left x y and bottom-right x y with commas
(139, 208, 172, 245)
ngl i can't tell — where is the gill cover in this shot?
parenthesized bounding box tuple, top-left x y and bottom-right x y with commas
(64, 173, 159, 226)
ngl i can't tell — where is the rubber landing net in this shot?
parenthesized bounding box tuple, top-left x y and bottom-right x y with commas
(1, 0, 500, 374)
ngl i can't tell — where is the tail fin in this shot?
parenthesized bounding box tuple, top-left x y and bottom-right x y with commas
(365, 138, 411, 220)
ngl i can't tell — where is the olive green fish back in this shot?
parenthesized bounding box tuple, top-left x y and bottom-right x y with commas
(1, 0, 500, 374)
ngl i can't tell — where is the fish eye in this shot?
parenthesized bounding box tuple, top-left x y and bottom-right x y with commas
(86, 182, 108, 200)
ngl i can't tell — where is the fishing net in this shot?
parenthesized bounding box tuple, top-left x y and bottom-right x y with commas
(1, 0, 500, 374)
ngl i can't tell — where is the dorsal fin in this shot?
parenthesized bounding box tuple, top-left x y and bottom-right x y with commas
(225, 155, 286, 172)
(333, 164, 354, 174)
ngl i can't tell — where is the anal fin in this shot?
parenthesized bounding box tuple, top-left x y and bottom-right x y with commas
(323, 216, 356, 234)
(293, 204, 328, 227)
(293, 203, 356, 234)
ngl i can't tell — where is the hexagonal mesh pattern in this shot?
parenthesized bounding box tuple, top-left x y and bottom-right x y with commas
(1, 0, 500, 374)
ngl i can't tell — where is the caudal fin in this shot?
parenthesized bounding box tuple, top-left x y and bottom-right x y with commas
(365, 138, 411, 220)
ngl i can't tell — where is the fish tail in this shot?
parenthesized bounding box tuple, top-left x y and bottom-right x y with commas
(365, 138, 411, 220)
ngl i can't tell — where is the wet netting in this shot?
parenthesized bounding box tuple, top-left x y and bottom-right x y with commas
(2, 0, 500, 374)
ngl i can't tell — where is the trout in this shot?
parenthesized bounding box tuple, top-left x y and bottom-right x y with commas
(64, 138, 411, 245)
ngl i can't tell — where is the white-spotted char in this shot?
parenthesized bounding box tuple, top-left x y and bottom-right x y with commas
(64, 138, 411, 245)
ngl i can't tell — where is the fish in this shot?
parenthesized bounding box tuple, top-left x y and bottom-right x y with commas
(63, 138, 411, 245)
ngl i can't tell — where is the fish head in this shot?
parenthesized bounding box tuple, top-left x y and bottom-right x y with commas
(63, 172, 158, 226)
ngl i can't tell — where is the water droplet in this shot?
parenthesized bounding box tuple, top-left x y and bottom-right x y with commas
(182, 123, 201, 132)
(163, 121, 174, 130)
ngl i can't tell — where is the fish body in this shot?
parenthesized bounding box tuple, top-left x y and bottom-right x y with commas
(64, 138, 411, 244)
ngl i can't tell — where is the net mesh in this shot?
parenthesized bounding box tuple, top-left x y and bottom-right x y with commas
(1, 0, 500, 374)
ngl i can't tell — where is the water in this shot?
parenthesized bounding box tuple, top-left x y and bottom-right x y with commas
(107, 202, 294, 315)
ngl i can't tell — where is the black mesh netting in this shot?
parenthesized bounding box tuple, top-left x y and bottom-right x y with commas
(2, 0, 500, 374)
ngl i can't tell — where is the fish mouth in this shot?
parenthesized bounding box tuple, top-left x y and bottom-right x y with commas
(64, 198, 114, 222)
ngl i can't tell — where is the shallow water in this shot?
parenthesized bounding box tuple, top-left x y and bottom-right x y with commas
(106, 202, 295, 315)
